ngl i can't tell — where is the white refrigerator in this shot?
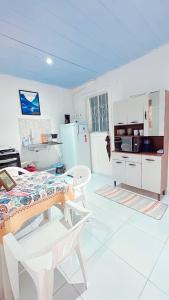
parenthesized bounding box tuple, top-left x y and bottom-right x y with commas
(60, 123, 91, 170)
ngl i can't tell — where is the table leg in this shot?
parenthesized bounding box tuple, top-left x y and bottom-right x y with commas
(0, 245, 13, 300)
(43, 208, 52, 221)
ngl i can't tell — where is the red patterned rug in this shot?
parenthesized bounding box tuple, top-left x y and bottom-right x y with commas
(96, 185, 168, 220)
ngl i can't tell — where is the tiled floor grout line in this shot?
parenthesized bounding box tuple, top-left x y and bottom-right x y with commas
(93, 210, 169, 280)
(106, 246, 148, 279)
(17, 177, 169, 299)
(137, 238, 169, 299)
(127, 219, 169, 244)
(88, 181, 169, 299)
(148, 280, 169, 297)
(58, 202, 133, 295)
(63, 244, 108, 298)
(87, 204, 169, 297)
(54, 219, 169, 298)
(89, 212, 136, 244)
(56, 195, 169, 298)
(52, 266, 83, 298)
(90, 191, 169, 243)
(63, 215, 143, 298)
(55, 184, 169, 298)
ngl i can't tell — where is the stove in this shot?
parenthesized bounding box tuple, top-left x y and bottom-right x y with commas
(0, 147, 21, 169)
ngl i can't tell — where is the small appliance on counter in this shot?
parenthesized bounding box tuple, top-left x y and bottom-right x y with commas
(157, 149, 164, 154)
(121, 136, 132, 152)
(51, 133, 58, 142)
(114, 137, 122, 151)
(115, 136, 143, 153)
(64, 114, 70, 124)
(0, 147, 21, 169)
(133, 137, 143, 153)
(143, 138, 152, 152)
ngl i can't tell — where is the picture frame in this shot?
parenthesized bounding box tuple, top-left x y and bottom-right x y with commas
(0, 170, 16, 191)
(19, 90, 41, 115)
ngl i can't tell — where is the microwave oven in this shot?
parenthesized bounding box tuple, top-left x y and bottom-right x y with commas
(115, 136, 142, 153)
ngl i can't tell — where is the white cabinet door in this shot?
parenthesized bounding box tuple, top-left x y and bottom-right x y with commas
(112, 160, 126, 183)
(126, 162, 141, 188)
(112, 152, 142, 163)
(144, 91, 165, 136)
(128, 95, 145, 124)
(90, 132, 112, 175)
(142, 156, 161, 193)
(113, 100, 128, 125)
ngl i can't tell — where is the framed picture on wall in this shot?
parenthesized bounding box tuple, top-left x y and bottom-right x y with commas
(19, 90, 41, 115)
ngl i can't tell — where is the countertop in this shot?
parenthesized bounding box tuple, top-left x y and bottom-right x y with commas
(26, 142, 62, 152)
(112, 151, 164, 156)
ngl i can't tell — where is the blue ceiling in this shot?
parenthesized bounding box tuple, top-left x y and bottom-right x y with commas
(0, 0, 169, 88)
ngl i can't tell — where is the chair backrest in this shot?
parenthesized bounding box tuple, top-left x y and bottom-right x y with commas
(0, 167, 29, 176)
(3, 202, 91, 273)
(51, 218, 84, 267)
(66, 165, 91, 189)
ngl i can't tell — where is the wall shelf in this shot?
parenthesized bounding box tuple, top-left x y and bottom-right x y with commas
(26, 142, 62, 152)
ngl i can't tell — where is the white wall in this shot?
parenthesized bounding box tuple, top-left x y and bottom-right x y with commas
(72, 42, 169, 184)
(0, 74, 73, 168)
(2, 42, 169, 174)
(72, 43, 169, 120)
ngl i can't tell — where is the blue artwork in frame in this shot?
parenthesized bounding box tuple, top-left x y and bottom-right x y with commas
(19, 90, 41, 115)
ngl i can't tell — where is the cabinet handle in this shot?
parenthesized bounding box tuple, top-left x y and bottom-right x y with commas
(122, 156, 129, 159)
(128, 163, 136, 166)
(115, 161, 123, 164)
(145, 158, 155, 162)
(144, 111, 147, 120)
(117, 122, 124, 125)
(130, 121, 138, 124)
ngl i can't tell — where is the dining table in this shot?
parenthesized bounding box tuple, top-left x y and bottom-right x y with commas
(0, 171, 74, 300)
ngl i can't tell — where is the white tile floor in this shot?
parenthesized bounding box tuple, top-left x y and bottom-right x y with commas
(19, 174, 169, 299)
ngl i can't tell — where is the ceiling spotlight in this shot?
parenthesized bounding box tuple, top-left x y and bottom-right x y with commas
(46, 57, 53, 65)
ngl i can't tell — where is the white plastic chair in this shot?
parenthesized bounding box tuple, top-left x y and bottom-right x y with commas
(3, 201, 91, 300)
(58, 165, 91, 207)
(0, 166, 29, 176)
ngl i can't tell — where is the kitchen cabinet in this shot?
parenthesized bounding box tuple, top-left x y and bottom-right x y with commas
(112, 90, 169, 197)
(113, 91, 165, 133)
(144, 91, 165, 136)
(113, 100, 128, 125)
(127, 94, 145, 124)
(112, 152, 162, 193)
(126, 162, 141, 188)
(112, 153, 142, 188)
(142, 155, 161, 194)
(112, 152, 141, 163)
(113, 94, 145, 126)
(112, 160, 126, 183)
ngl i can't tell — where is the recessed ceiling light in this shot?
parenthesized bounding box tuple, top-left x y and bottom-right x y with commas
(46, 57, 53, 65)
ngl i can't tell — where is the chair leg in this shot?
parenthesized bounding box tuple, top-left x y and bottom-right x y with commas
(3, 243, 20, 300)
(81, 188, 87, 208)
(75, 245, 88, 289)
(64, 205, 73, 226)
(81, 195, 87, 208)
(30, 269, 54, 300)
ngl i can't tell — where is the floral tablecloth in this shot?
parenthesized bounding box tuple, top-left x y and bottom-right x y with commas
(0, 171, 68, 225)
